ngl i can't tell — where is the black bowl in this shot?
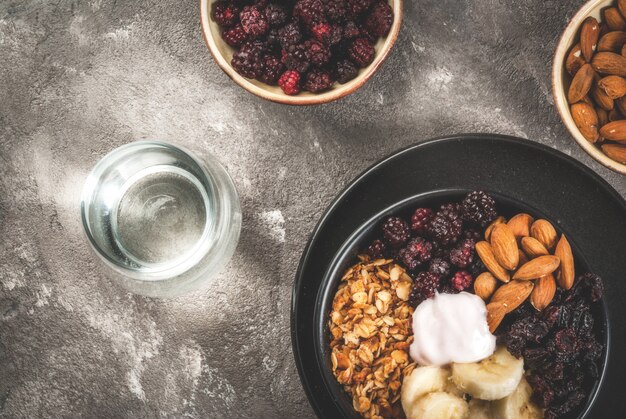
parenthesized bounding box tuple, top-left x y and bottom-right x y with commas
(292, 134, 626, 418)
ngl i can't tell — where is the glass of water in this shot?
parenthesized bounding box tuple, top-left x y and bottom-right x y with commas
(80, 141, 241, 297)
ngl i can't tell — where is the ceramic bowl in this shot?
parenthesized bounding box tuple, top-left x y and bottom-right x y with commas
(553, 0, 626, 174)
(200, 0, 403, 105)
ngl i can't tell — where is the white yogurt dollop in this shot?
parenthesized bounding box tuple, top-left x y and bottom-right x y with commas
(409, 292, 495, 366)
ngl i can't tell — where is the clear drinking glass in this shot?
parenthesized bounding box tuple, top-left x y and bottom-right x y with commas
(80, 141, 241, 297)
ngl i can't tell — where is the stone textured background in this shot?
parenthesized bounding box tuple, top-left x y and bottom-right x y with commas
(1, 0, 625, 417)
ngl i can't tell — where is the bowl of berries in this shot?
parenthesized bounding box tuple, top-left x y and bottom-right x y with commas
(200, 0, 402, 104)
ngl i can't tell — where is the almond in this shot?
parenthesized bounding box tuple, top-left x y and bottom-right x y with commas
(474, 272, 498, 301)
(591, 52, 626, 76)
(598, 31, 626, 52)
(490, 224, 519, 271)
(530, 219, 558, 251)
(475, 241, 510, 283)
(554, 235, 575, 290)
(484, 216, 506, 241)
(568, 63, 595, 103)
(518, 248, 529, 266)
(620, 0, 626, 20)
(491, 280, 534, 314)
(521, 237, 549, 258)
(597, 107, 609, 126)
(486, 302, 506, 333)
(598, 75, 626, 98)
(566, 43, 586, 76)
(506, 213, 534, 240)
(513, 256, 561, 281)
(600, 119, 626, 141)
(602, 143, 626, 163)
(605, 7, 626, 31)
(570, 102, 600, 143)
(531, 274, 557, 311)
(580, 17, 600, 61)
(591, 81, 615, 110)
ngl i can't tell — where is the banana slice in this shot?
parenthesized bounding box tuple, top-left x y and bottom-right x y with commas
(468, 399, 494, 419)
(491, 377, 543, 419)
(401, 366, 451, 412)
(451, 346, 523, 400)
(407, 392, 469, 419)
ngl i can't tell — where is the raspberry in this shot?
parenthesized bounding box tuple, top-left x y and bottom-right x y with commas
(451, 271, 473, 291)
(428, 204, 463, 246)
(398, 237, 433, 270)
(348, 37, 375, 67)
(460, 190, 497, 227)
(305, 40, 331, 66)
(278, 70, 302, 95)
(231, 41, 266, 78)
(347, 0, 375, 15)
(222, 24, 248, 48)
(428, 257, 451, 278)
(449, 238, 475, 268)
(212, 1, 240, 27)
(410, 208, 434, 235)
(304, 68, 334, 92)
(323, 0, 348, 22)
(409, 272, 441, 307)
(294, 0, 326, 26)
(364, 1, 393, 38)
(240, 5, 269, 37)
(334, 59, 358, 84)
(258, 55, 284, 84)
(264, 3, 288, 27)
(282, 43, 311, 72)
(365, 239, 386, 259)
(381, 216, 409, 247)
(277, 22, 303, 48)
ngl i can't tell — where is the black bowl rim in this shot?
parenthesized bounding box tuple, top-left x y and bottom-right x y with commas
(291, 133, 625, 418)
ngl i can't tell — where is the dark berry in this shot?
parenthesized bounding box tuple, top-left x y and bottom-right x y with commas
(576, 273, 604, 302)
(398, 237, 433, 270)
(410, 208, 434, 235)
(334, 59, 358, 83)
(365, 239, 386, 259)
(347, 0, 375, 15)
(364, 1, 393, 38)
(278, 70, 302, 95)
(428, 204, 463, 246)
(323, 0, 348, 22)
(381, 216, 410, 248)
(348, 37, 375, 67)
(305, 40, 331, 66)
(294, 0, 326, 26)
(282, 43, 311, 72)
(343, 20, 362, 39)
(311, 22, 342, 45)
(428, 258, 451, 279)
(460, 190, 497, 227)
(212, 1, 241, 27)
(450, 271, 473, 291)
(463, 229, 482, 242)
(231, 41, 266, 78)
(409, 272, 441, 306)
(258, 55, 284, 84)
(222, 24, 248, 48)
(469, 258, 486, 278)
(304, 68, 334, 92)
(240, 5, 269, 37)
(264, 3, 288, 27)
(277, 22, 303, 48)
(449, 238, 475, 268)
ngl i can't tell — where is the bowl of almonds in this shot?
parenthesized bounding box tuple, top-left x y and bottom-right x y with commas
(553, 0, 626, 174)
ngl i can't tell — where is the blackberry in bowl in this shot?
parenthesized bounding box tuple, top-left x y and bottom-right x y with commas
(200, 0, 403, 105)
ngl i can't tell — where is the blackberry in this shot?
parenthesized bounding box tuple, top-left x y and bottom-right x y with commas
(334, 59, 358, 83)
(278, 70, 302, 95)
(231, 41, 266, 78)
(463, 228, 482, 242)
(304, 68, 334, 92)
(428, 257, 451, 279)
(264, 3, 288, 27)
(409, 272, 441, 306)
(428, 204, 463, 246)
(323, 0, 348, 22)
(258, 55, 284, 84)
(364, 1, 393, 38)
(469, 258, 486, 278)
(222, 24, 248, 48)
(381, 216, 410, 248)
(348, 37, 375, 67)
(398, 237, 432, 270)
(294, 0, 326, 26)
(305, 40, 331, 66)
(240, 5, 270, 37)
(410, 208, 434, 235)
(347, 0, 375, 15)
(450, 271, 473, 291)
(212, 1, 241, 27)
(343, 20, 362, 39)
(449, 238, 475, 268)
(311, 22, 342, 45)
(365, 239, 386, 259)
(277, 22, 303, 48)
(460, 190, 497, 227)
(282, 43, 311, 73)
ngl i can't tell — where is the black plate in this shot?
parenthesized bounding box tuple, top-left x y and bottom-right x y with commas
(291, 134, 626, 418)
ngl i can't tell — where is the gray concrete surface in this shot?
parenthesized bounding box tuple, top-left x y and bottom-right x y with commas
(1, 0, 625, 417)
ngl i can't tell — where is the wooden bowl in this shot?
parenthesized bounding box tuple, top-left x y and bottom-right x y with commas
(553, 0, 626, 174)
(200, 0, 403, 105)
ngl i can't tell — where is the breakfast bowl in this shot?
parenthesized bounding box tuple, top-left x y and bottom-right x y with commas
(553, 0, 626, 174)
(200, 0, 403, 105)
(292, 135, 626, 418)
